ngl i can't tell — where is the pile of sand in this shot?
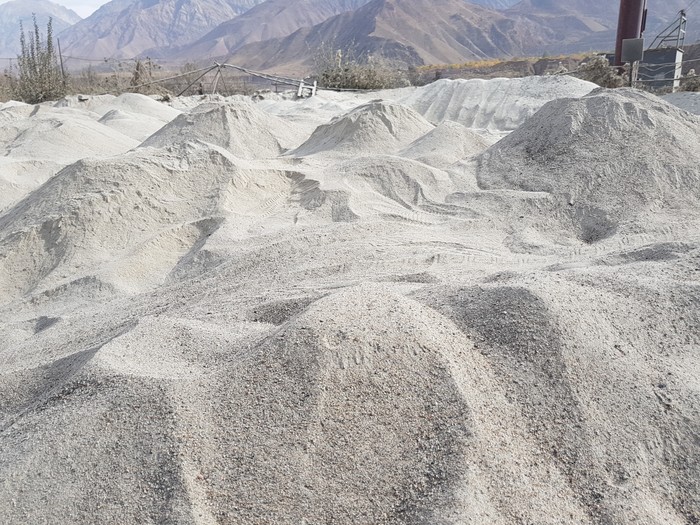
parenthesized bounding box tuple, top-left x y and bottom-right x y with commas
(0, 140, 323, 299)
(54, 93, 182, 142)
(0, 106, 138, 161)
(142, 100, 302, 157)
(399, 76, 596, 130)
(400, 121, 492, 167)
(98, 109, 171, 142)
(0, 78, 698, 525)
(55, 93, 181, 123)
(53, 94, 118, 114)
(663, 90, 700, 115)
(291, 100, 434, 156)
(0, 158, 65, 214)
(0, 102, 140, 212)
(476, 88, 700, 242)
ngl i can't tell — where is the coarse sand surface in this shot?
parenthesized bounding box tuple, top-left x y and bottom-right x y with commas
(0, 77, 699, 524)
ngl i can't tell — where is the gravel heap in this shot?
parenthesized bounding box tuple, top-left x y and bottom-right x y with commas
(0, 80, 698, 524)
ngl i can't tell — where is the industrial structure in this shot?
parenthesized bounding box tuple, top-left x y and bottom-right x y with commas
(615, 0, 690, 91)
(615, 0, 648, 67)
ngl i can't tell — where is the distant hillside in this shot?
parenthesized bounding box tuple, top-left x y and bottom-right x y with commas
(0, 0, 81, 58)
(508, 0, 696, 52)
(510, 0, 687, 25)
(470, 0, 520, 8)
(37, 0, 698, 68)
(165, 0, 373, 62)
(56, 0, 267, 60)
(222, 0, 559, 72)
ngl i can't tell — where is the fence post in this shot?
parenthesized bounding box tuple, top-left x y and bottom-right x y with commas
(297, 81, 305, 97)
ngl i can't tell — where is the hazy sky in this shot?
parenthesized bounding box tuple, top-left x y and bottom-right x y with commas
(59, 0, 105, 17)
(0, 0, 105, 18)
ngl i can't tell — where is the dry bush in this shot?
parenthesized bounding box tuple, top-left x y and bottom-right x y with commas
(313, 45, 410, 90)
(96, 60, 131, 94)
(574, 55, 626, 88)
(68, 65, 106, 95)
(129, 57, 164, 94)
(9, 16, 66, 103)
(680, 70, 700, 92)
(173, 62, 204, 95)
(0, 72, 12, 102)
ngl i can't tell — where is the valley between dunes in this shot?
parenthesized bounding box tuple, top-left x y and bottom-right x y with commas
(0, 77, 699, 524)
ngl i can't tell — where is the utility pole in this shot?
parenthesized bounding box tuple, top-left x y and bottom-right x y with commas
(57, 38, 66, 87)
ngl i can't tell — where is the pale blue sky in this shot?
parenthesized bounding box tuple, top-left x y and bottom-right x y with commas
(59, 0, 104, 17)
(0, 0, 105, 18)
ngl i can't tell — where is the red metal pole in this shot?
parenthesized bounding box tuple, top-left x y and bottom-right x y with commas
(614, 0, 648, 66)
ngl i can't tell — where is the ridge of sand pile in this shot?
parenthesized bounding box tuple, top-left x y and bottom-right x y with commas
(0, 143, 279, 297)
(0, 103, 140, 211)
(0, 140, 333, 299)
(312, 155, 462, 223)
(98, 109, 170, 141)
(400, 121, 492, 167)
(141, 100, 302, 157)
(0, 105, 137, 159)
(476, 88, 700, 242)
(1, 78, 699, 524)
(0, 158, 64, 213)
(254, 91, 382, 135)
(54, 94, 180, 142)
(400, 76, 596, 130)
(662, 91, 700, 115)
(0, 100, 28, 109)
(55, 93, 181, 123)
(54, 94, 117, 114)
(291, 100, 435, 156)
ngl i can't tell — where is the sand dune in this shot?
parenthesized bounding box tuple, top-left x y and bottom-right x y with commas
(0, 78, 698, 524)
(0, 93, 182, 212)
(399, 76, 595, 130)
(477, 88, 700, 242)
(400, 121, 493, 168)
(142, 99, 302, 156)
(291, 100, 435, 156)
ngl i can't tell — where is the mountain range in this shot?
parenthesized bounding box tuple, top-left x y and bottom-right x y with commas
(0, 0, 81, 58)
(0, 0, 695, 71)
(511, 0, 691, 54)
(224, 0, 554, 71)
(162, 0, 374, 62)
(57, 0, 268, 59)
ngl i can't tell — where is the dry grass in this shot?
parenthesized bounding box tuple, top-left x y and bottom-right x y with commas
(1, 61, 270, 103)
(313, 45, 411, 90)
(417, 52, 594, 72)
(680, 73, 700, 92)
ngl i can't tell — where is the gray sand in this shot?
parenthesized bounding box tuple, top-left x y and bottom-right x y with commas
(0, 79, 698, 524)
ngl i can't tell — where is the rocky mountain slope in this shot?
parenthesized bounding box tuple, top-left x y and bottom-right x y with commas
(29, 0, 696, 68)
(56, 0, 267, 60)
(165, 0, 373, 62)
(214, 0, 699, 72)
(224, 0, 553, 71)
(472, 0, 520, 8)
(0, 0, 81, 58)
(508, 0, 695, 53)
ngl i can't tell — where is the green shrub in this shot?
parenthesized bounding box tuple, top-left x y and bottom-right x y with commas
(9, 16, 66, 103)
